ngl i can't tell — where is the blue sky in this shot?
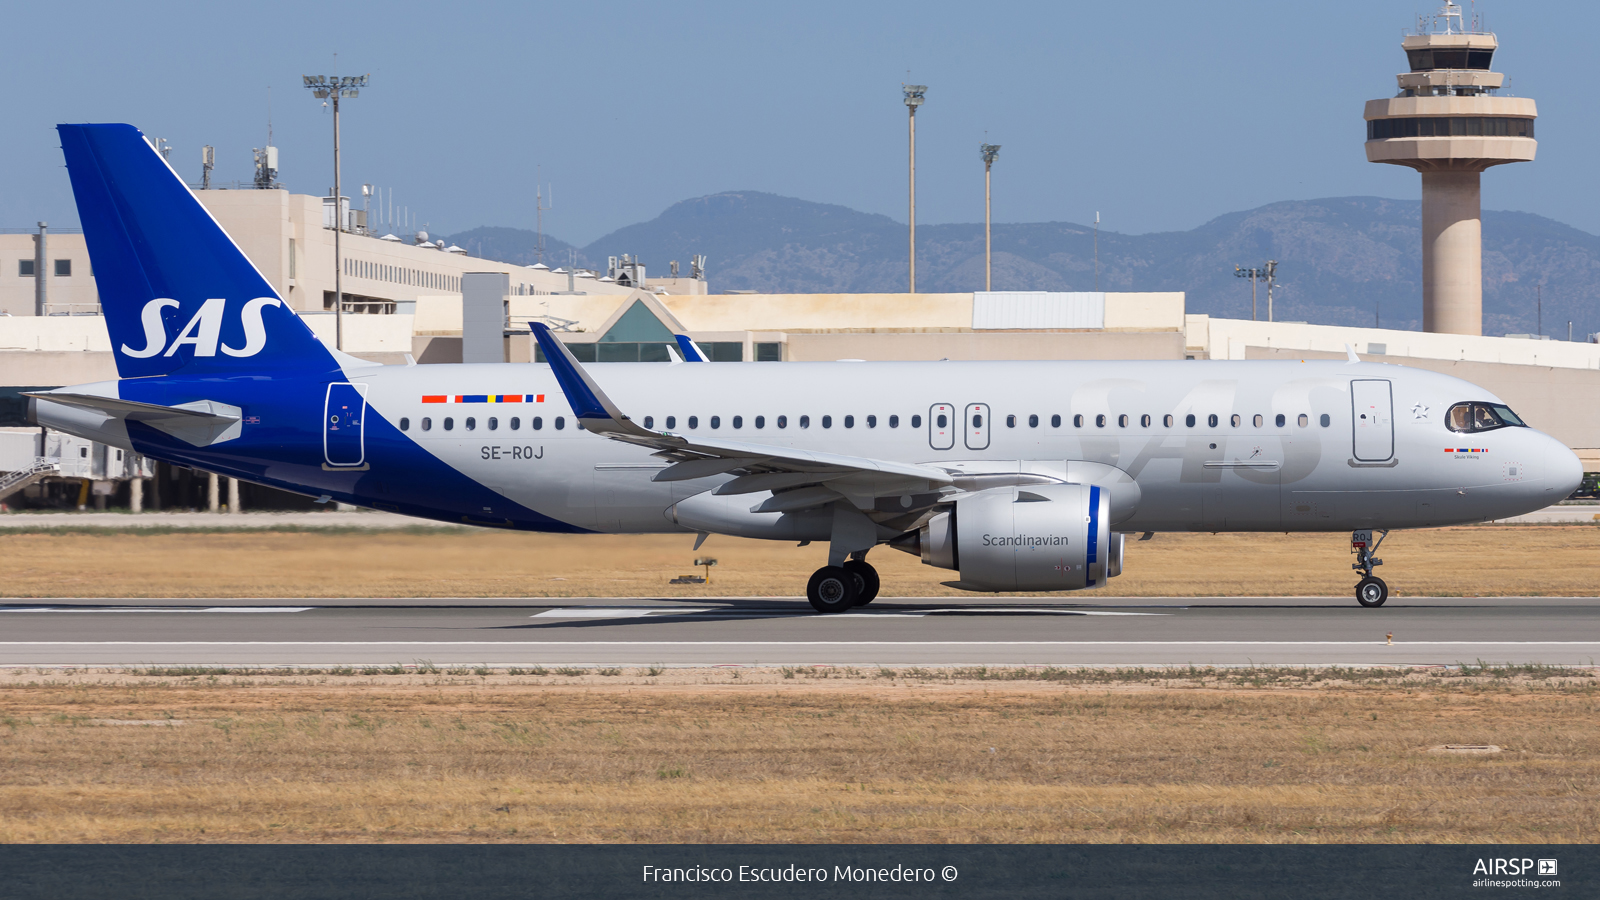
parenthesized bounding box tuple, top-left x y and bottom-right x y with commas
(5, 0, 1593, 244)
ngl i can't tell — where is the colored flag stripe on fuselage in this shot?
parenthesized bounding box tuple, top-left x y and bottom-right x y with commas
(421, 394, 546, 404)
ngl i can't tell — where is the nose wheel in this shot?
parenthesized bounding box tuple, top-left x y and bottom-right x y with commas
(1351, 529, 1390, 608)
(1356, 575, 1388, 608)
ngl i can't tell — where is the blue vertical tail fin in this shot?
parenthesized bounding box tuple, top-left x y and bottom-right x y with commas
(57, 123, 338, 379)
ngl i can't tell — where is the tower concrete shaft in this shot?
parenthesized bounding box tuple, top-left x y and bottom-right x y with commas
(1363, 2, 1535, 336)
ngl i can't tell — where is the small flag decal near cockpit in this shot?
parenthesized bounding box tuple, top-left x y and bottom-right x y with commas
(421, 394, 545, 404)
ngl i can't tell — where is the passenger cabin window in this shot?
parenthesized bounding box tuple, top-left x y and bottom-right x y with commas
(971, 413, 983, 428)
(1207, 414, 1219, 428)
(1230, 414, 1241, 428)
(1253, 414, 1263, 427)
(1275, 414, 1285, 427)
(1074, 414, 1084, 428)
(555, 416, 566, 430)
(844, 415, 854, 428)
(1052, 414, 1061, 428)
(1320, 414, 1331, 427)
(400, 417, 410, 431)
(821, 415, 832, 428)
(488, 417, 498, 430)
(533, 417, 544, 430)
(1447, 402, 1526, 433)
(1297, 414, 1308, 427)
(1006, 415, 1016, 428)
(755, 416, 766, 428)
(777, 415, 788, 428)
(1163, 414, 1173, 427)
(889, 415, 899, 428)
(936, 414, 947, 428)
(709, 416, 720, 429)
(465, 417, 476, 431)
(444, 417, 454, 431)
(511, 417, 521, 430)
(800, 415, 810, 428)
(733, 415, 743, 428)
(688, 416, 699, 429)
(1185, 414, 1196, 427)
(1095, 414, 1106, 428)
(1029, 414, 1039, 428)
(643, 416, 654, 429)
(1118, 414, 1128, 428)
(867, 415, 877, 428)
(911, 414, 922, 428)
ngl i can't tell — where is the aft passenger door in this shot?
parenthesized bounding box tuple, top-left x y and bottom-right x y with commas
(323, 382, 368, 467)
(964, 403, 990, 450)
(928, 403, 954, 450)
(1350, 379, 1394, 462)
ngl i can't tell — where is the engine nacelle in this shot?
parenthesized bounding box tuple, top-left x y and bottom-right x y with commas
(896, 483, 1119, 592)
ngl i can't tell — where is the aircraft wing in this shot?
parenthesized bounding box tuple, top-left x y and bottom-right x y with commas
(531, 323, 953, 501)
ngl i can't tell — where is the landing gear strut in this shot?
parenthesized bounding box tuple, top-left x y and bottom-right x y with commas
(1351, 529, 1389, 608)
(843, 559, 880, 606)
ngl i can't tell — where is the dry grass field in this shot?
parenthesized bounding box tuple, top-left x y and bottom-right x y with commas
(0, 523, 1597, 598)
(1, 669, 1597, 844)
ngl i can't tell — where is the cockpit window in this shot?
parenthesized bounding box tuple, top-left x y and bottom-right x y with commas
(1446, 401, 1526, 433)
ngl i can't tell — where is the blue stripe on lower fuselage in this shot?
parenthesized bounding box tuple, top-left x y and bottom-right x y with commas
(118, 372, 590, 533)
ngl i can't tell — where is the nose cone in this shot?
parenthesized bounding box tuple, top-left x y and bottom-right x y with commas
(1546, 436, 1584, 499)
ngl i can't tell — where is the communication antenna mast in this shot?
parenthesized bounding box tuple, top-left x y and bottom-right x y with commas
(535, 167, 552, 265)
(1094, 212, 1101, 292)
(201, 145, 214, 190)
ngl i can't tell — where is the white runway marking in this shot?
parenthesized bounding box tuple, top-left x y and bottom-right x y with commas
(0, 607, 316, 614)
(0, 640, 1595, 647)
(529, 608, 1166, 619)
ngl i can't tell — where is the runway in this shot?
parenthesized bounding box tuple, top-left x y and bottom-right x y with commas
(3, 596, 1599, 667)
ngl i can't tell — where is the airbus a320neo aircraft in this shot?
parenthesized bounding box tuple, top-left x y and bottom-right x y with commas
(30, 124, 1583, 611)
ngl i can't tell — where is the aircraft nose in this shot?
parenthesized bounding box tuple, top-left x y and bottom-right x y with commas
(1540, 433, 1583, 499)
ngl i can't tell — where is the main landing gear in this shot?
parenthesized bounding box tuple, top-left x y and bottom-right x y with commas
(1351, 529, 1389, 608)
(807, 558, 880, 613)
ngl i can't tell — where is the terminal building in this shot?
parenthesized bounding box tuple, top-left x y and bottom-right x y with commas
(2, 3, 1595, 511)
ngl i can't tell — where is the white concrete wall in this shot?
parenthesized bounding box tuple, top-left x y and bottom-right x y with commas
(0, 316, 112, 352)
(1190, 315, 1600, 370)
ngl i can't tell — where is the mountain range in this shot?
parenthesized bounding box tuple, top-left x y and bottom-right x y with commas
(441, 192, 1600, 337)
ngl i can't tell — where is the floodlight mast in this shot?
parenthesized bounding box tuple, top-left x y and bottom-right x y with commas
(302, 73, 369, 350)
(903, 84, 926, 294)
(980, 143, 1000, 291)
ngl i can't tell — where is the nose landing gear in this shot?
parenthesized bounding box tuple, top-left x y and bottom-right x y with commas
(1352, 529, 1389, 607)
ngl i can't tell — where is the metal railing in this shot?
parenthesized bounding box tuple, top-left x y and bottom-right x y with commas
(0, 457, 62, 503)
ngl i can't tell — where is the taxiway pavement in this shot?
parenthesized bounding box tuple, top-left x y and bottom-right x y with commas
(3, 596, 1598, 668)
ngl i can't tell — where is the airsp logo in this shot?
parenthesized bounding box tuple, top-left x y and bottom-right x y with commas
(120, 297, 281, 359)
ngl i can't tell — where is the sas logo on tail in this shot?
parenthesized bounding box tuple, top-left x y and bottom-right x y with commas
(120, 297, 281, 359)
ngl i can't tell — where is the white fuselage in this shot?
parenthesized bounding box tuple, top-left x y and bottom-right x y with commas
(341, 358, 1579, 534)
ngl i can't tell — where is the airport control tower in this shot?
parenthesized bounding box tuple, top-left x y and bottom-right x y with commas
(1365, 2, 1536, 335)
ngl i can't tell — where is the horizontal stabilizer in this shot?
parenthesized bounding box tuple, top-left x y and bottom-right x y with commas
(26, 390, 242, 446)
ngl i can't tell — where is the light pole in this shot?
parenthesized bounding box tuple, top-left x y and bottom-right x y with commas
(903, 84, 926, 294)
(1263, 259, 1278, 322)
(1234, 265, 1263, 321)
(980, 143, 1000, 291)
(303, 73, 368, 350)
